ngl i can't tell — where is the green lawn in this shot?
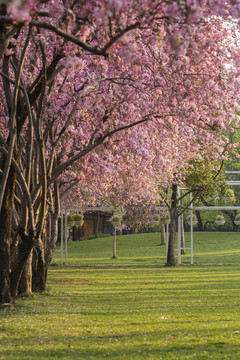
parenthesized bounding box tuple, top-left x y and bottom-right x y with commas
(1, 232, 240, 359)
(1, 265, 240, 359)
(53, 231, 240, 266)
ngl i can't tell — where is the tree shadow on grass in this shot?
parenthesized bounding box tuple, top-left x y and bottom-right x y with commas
(1, 340, 240, 359)
(2, 326, 240, 360)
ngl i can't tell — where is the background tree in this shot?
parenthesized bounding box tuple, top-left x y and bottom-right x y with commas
(161, 160, 229, 266)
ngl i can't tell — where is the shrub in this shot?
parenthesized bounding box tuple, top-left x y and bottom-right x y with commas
(215, 215, 225, 221)
(72, 213, 84, 222)
(67, 214, 74, 223)
(235, 214, 240, 221)
(112, 215, 121, 223)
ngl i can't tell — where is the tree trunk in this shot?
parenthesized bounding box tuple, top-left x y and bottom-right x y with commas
(32, 238, 47, 292)
(167, 216, 177, 266)
(166, 184, 178, 266)
(222, 210, 237, 231)
(204, 220, 214, 231)
(10, 228, 35, 300)
(0, 169, 16, 305)
(46, 212, 59, 266)
(0, 197, 13, 305)
(18, 250, 33, 295)
(196, 210, 203, 231)
(72, 226, 80, 241)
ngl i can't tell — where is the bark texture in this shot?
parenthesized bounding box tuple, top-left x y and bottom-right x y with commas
(166, 184, 178, 266)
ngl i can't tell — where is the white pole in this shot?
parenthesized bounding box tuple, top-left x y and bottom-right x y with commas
(178, 215, 181, 264)
(190, 193, 193, 264)
(65, 213, 68, 265)
(61, 212, 63, 266)
(177, 187, 181, 264)
(113, 226, 117, 258)
(49, 213, 55, 264)
(166, 187, 170, 262)
(166, 223, 169, 261)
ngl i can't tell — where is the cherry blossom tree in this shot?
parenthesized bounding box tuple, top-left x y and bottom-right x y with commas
(60, 15, 240, 266)
(0, 0, 166, 305)
(1, 0, 240, 306)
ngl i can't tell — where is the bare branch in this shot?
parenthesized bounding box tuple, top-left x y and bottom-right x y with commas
(0, 147, 34, 230)
(0, 17, 141, 57)
(0, 26, 32, 214)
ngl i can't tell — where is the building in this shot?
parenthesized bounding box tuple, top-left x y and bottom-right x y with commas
(71, 211, 112, 240)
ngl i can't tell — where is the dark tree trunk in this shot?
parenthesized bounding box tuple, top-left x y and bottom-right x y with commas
(72, 226, 80, 241)
(166, 184, 178, 266)
(0, 169, 16, 305)
(18, 250, 33, 295)
(32, 238, 47, 292)
(204, 220, 214, 231)
(167, 215, 177, 266)
(222, 210, 237, 231)
(196, 210, 203, 231)
(10, 228, 35, 300)
(0, 198, 13, 305)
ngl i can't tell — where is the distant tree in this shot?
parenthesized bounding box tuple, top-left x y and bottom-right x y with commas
(162, 161, 228, 266)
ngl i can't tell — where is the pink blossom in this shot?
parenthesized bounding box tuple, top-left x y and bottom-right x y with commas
(48, 0, 64, 19)
(108, 0, 124, 11)
(165, 3, 179, 18)
(119, 43, 138, 64)
(7, 0, 31, 21)
(229, 5, 240, 19)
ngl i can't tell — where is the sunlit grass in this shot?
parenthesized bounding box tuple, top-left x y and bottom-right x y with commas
(53, 231, 240, 266)
(1, 232, 240, 359)
(1, 266, 240, 359)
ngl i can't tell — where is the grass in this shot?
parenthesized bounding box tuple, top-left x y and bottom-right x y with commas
(53, 231, 240, 266)
(1, 232, 240, 359)
(1, 266, 240, 359)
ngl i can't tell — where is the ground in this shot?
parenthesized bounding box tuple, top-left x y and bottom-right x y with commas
(1, 232, 240, 359)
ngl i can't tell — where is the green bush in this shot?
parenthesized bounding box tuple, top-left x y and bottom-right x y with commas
(112, 215, 121, 223)
(72, 213, 84, 222)
(235, 214, 240, 221)
(215, 214, 225, 221)
(67, 213, 74, 223)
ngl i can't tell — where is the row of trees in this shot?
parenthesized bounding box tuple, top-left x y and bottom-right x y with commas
(1, 0, 240, 306)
